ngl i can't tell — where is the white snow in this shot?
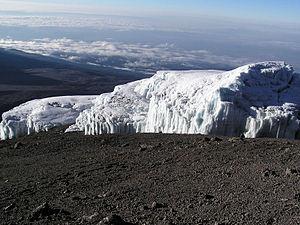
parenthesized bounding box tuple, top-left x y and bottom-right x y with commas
(0, 96, 97, 140)
(67, 61, 300, 139)
(1, 61, 300, 140)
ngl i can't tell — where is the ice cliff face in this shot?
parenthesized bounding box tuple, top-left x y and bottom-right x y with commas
(67, 61, 300, 139)
(1, 61, 300, 140)
(0, 96, 96, 140)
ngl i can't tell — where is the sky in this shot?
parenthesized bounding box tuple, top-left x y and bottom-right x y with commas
(0, 0, 300, 23)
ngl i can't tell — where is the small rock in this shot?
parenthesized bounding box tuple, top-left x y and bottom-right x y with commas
(4, 203, 16, 211)
(139, 144, 154, 152)
(151, 202, 163, 209)
(214, 220, 230, 225)
(228, 137, 239, 143)
(151, 202, 158, 209)
(82, 212, 99, 222)
(294, 193, 300, 202)
(262, 169, 278, 177)
(71, 194, 87, 200)
(97, 192, 110, 198)
(139, 146, 147, 152)
(99, 215, 127, 224)
(224, 172, 232, 177)
(14, 142, 23, 149)
(266, 217, 275, 225)
(169, 208, 176, 213)
(63, 189, 70, 194)
(204, 194, 214, 200)
(213, 137, 223, 142)
(29, 202, 51, 221)
(285, 168, 298, 176)
(156, 143, 162, 147)
(203, 137, 210, 142)
(163, 215, 168, 221)
(139, 205, 149, 211)
(29, 203, 69, 222)
(75, 171, 85, 177)
(187, 204, 194, 208)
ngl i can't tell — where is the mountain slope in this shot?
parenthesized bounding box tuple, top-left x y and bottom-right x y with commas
(0, 48, 141, 117)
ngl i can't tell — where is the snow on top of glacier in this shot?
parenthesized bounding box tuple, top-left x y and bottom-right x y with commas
(0, 95, 97, 140)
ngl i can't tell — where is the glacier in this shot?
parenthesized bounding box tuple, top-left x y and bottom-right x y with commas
(0, 96, 97, 140)
(67, 61, 300, 139)
(1, 61, 300, 140)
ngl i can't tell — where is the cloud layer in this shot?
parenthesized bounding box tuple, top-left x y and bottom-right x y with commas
(0, 38, 250, 74)
(0, 14, 157, 31)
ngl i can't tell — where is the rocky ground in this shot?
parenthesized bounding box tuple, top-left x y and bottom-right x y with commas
(0, 126, 300, 225)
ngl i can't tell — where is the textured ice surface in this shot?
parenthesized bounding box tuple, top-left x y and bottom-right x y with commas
(68, 61, 300, 139)
(0, 96, 96, 140)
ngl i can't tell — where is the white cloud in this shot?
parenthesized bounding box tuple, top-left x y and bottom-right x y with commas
(0, 38, 250, 73)
(0, 14, 155, 31)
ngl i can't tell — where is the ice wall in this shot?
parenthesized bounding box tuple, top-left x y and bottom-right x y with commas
(0, 96, 96, 140)
(68, 61, 300, 139)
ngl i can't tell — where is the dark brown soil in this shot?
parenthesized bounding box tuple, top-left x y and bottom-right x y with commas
(1, 126, 300, 224)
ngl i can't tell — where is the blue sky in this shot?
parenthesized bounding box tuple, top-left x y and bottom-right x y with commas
(1, 0, 299, 23)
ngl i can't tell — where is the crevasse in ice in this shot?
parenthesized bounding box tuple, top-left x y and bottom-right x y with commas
(67, 61, 300, 139)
